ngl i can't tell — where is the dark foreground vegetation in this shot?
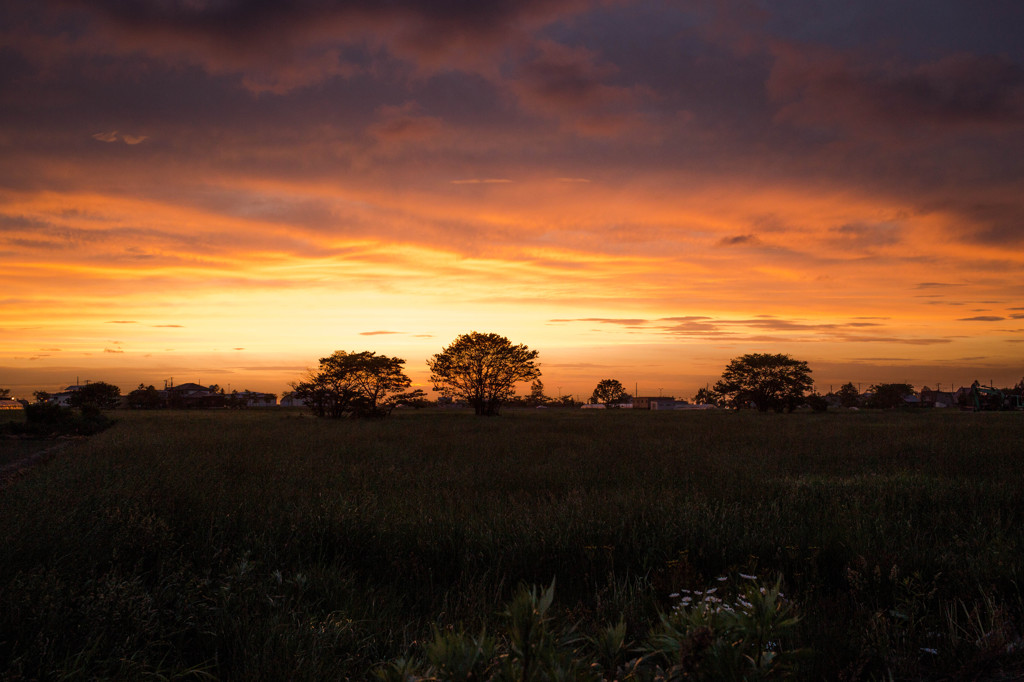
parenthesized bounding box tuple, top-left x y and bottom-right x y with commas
(1, 409, 1022, 679)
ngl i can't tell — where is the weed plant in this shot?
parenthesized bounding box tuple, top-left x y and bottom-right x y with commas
(0, 409, 1022, 679)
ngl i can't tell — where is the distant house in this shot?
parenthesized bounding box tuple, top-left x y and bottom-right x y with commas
(953, 386, 973, 408)
(0, 399, 23, 411)
(234, 390, 277, 407)
(919, 388, 957, 408)
(167, 383, 225, 409)
(279, 392, 303, 408)
(633, 396, 675, 410)
(51, 385, 85, 406)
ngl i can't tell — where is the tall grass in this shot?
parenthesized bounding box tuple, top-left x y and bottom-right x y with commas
(1, 409, 1022, 679)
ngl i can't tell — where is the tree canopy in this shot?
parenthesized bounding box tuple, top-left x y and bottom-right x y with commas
(527, 379, 551, 406)
(713, 353, 813, 412)
(292, 351, 421, 418)
(836, 382, 861, 408)
(590, 379, 629, 407)
(69, 381, 122, 410)
(867, 383, 915, 409)
(427, 332, 540, 416)
(692, 386, 719, 406)
(127, 384, 164, 409)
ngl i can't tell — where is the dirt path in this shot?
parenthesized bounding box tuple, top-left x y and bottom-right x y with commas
(0, 440, 73, 490)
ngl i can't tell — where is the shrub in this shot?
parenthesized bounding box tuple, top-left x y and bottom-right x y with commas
(373, 577, 803, 680)
(5, 401, 114, 437)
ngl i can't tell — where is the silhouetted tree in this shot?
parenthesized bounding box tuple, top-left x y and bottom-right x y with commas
(836, 382, 861, 408)
(293, 351, 416, 418)
(427, 332, 540, 416)
(591, 379, 629, 407)
(127, 384, 164, 409)
(557, 394, 580, 408)
(528, 379, 550, 406)
(805, 393, 829, 412)
(69, 381, 121, 410)
(32, 390, 51, 403)
(867, 383, 915, 409)
(692, 386, 720, 406)
(0, 388, 10, 400)
(713, 353, 813, 412)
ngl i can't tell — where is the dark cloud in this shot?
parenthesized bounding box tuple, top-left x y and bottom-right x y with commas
(770, 42, 1024, 134)
(718, 234, 760, 246)
(958, 316, 1005, 322)
(107, 320, 137, 324)
(830, 222, 901, 249)
(46, 0, 595, 89)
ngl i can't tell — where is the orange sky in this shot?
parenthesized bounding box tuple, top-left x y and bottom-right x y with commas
(1, 1, 1022, 400)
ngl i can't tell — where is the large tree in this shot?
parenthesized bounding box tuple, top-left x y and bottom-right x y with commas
(713, 353, 813, 412)
(292, 351, 420, 418)
(867, 383, 915, 409)
(836, 382, 861, 408)
(591, 379, 629, 407)
(126, 384, 165, 409)
(527, 379, 550, 406)
(427, 332, 540, 416)
(69, 381, 122, 410)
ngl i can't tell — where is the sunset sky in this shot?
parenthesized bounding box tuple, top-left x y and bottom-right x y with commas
(2, 1, 1023, 400)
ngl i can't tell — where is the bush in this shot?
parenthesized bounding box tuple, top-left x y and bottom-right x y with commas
(804, 394, 829, 412)
(4, 402, 114, 437)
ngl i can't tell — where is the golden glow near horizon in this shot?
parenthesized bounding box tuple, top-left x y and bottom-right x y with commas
(1, 2, 1022, 398)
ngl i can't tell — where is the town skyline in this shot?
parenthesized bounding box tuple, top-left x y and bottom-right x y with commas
(2, 1, 1022, 398)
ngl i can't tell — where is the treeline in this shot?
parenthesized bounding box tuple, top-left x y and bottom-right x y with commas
(7, 338, 1024, 422)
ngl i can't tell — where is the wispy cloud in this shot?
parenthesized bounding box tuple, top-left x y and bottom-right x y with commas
(718, 234, 761, 247)
(92, 131, 148, 144)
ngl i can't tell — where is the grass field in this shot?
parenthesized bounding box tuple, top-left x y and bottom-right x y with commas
(1, 408, 1022, 679)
